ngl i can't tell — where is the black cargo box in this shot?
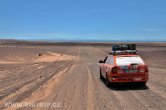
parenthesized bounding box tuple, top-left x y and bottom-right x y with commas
(112, 44, 136, 51)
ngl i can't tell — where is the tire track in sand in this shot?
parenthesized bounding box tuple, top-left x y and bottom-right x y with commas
(86, 64, 94, 110)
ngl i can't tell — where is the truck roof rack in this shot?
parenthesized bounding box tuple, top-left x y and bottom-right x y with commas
(110, 44, 137, 55)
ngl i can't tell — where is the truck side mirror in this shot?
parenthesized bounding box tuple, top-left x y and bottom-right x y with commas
(99, 60, 104, 63)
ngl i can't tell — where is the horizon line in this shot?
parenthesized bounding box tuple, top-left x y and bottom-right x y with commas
(0, 38, 166, 43)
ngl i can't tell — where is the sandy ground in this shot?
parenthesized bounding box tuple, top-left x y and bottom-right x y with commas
(0, 41, 165, 110)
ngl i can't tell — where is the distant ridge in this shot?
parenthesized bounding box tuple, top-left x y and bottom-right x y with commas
(0, 39, 166, 47)
(1, 39, 166, 43)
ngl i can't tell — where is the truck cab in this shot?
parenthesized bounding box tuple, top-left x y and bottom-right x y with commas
(99, 44, 149, 86)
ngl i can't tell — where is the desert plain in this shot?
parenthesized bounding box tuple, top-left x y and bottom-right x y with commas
(0, 40, 165, 110)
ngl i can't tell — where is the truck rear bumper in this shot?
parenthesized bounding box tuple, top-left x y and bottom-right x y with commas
(109, 76, 148, 83)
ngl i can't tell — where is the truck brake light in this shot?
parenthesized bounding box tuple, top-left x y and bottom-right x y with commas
(112, 66, 118, 73)
(145, 65, 149, 72)
(112, 66, 123, 74)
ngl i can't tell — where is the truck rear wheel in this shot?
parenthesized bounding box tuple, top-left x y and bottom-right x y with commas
(100, 73, 103, 79)
(105, 75, 110, 87)
(139, 82, 147, 86)
(100, 68, 103, 79)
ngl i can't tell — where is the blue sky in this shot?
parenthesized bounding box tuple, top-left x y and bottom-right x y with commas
(0, 0, 166, 41)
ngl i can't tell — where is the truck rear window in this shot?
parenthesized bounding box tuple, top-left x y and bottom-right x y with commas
(116, 56, 144, 65)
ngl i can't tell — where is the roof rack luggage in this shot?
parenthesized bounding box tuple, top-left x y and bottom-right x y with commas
(111, 44, 137, 55)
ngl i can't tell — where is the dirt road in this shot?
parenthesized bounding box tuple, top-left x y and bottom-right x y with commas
(0, 43, 165, 110)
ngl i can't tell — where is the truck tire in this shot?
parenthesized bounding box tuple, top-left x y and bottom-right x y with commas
(100, 69, 103, 79)
(105, 74, 110, 87)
